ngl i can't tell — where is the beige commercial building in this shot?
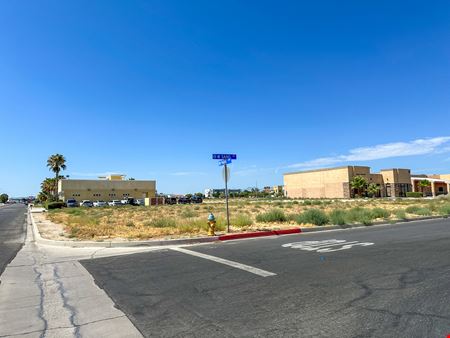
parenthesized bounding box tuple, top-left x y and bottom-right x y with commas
(58, 174, 156, 202)
(284, 166, 450, 199)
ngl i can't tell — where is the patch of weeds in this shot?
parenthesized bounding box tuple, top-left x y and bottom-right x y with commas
(180, 209, 198, 218)
(146, 218, 177, 228)
(329, 209, 347, 225)
(394, 209, 407, 220)
(405, 205, 420, 214)
(126, 221, 135, 227)
(413, 207, 433, 216)
(371, 208, 391, 219)
(294, 209, 329, 226)
(65, 208, 85, 216)
(255, 209, 287, 223)
(345, 207, 375, 225)
(439, 204, 450, 216)
(231, 214, 253, 228)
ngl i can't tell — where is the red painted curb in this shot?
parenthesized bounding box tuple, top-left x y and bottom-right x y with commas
(218, 228, 301, 241)
(273, 228, 302, 235)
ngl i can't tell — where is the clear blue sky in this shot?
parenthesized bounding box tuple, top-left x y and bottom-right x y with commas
(1, 1, 450, 196)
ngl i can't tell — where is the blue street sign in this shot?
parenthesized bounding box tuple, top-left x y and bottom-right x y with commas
(213, 154, 237, 160)
(218, 158, 232, 166)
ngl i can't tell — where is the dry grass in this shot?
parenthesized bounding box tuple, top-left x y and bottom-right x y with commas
(45, 196, 450, 240)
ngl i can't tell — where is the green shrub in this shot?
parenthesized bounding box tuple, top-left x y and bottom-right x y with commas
(371, 208, 391, 219)
(405, 206, 420, 214)
(180, 209, 198, 218)
(126, 221, 135, 227)
(394, 209, 407, 220)
(311, 200, 323, 205)
(295, 209, 329, 226)
(256, 209, 287, 223)
(406, 205, 432, 216)
(146, 217, 177, 228)
(439, 204, 450, 216)
(414, 207, 433, 216)
(303, 200, 312, 205)
(345, 207, 375, 225)
(64, 208, 85, 216)
(329, 209, 347, 225)
(406, 192, 423, 198)
(46, 201, 65, 209)
(232, 214, 253, 227)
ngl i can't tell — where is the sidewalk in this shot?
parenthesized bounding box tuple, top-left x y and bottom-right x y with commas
(0, 211, 168, 337)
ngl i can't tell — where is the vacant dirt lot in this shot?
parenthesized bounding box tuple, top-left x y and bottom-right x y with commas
(44, 197, 450, 240)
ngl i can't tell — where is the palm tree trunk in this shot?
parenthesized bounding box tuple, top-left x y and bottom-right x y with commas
(55, 170, 59, 200)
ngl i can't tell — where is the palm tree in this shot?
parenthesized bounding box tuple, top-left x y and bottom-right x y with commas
(46, 154, 66, 199)
(367, 183, 380, 198)
(41, 178, 57, 196)
(418, 179, 431, 197)
(350, 176, 368, 198)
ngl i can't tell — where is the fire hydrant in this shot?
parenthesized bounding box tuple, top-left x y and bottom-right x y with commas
(207, 213, 216, 236)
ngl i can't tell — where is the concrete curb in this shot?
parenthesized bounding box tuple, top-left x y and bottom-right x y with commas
(29, 210, 218, 248)
(219, 228, 301, 241)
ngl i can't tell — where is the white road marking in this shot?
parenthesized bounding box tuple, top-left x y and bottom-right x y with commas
(171, 247, 276, 277)
(282, 239, 374, 253)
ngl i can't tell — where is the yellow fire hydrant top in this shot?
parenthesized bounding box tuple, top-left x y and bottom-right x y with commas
(207, 213, 216, 236)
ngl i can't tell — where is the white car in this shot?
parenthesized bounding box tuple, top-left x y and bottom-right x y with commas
(120, 198, 130, 205)
(135, 199, 145, 206)
(93, 200, 107, 207)
(108, 200, 122, 206)
(80, 200, 93, 207)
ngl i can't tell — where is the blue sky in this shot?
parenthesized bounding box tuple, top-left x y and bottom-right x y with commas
(1, 1, 449, 196)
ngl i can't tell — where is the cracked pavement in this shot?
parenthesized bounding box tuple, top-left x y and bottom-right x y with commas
(0, 206, 166, 338)
(82, 218, 450, 337)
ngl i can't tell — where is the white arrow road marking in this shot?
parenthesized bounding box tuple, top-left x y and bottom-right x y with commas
(282, 239, 374, 253)
(171, 247, 276, 277)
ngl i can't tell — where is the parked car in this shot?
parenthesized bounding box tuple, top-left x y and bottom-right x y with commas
(93, 200, 107, 207)
(177, 196, 191, 204)
(164, 197, 177, 205)
(66, 199, 78, 208)
(191, 196, 203, 204)
(108, 200, 122, 206)
(135, 198, 145, 206)
(80, 200, 93, 207)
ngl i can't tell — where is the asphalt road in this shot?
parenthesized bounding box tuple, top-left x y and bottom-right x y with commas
(0, 204, 26, 276)
(82, 219, 450, 338)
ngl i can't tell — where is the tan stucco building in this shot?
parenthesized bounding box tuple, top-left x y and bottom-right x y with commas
(58, 174, 156, 202)
(283, 166, 438, 199)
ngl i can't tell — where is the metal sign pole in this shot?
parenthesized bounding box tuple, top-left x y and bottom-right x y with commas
(224, 163, 230, 233)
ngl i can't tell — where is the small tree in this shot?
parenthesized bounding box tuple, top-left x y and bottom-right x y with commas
(367, 183, 380, 198)
(185, 193, 193, 199)
(0, 193, 8, 203)
(418, 179, 431, 197)
(350, 176, 368, 198)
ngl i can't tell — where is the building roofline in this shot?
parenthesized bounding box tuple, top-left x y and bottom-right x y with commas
(60, 178, 155, 182)
(283, 165, 370, 176)
(379, 168, 411, 171)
